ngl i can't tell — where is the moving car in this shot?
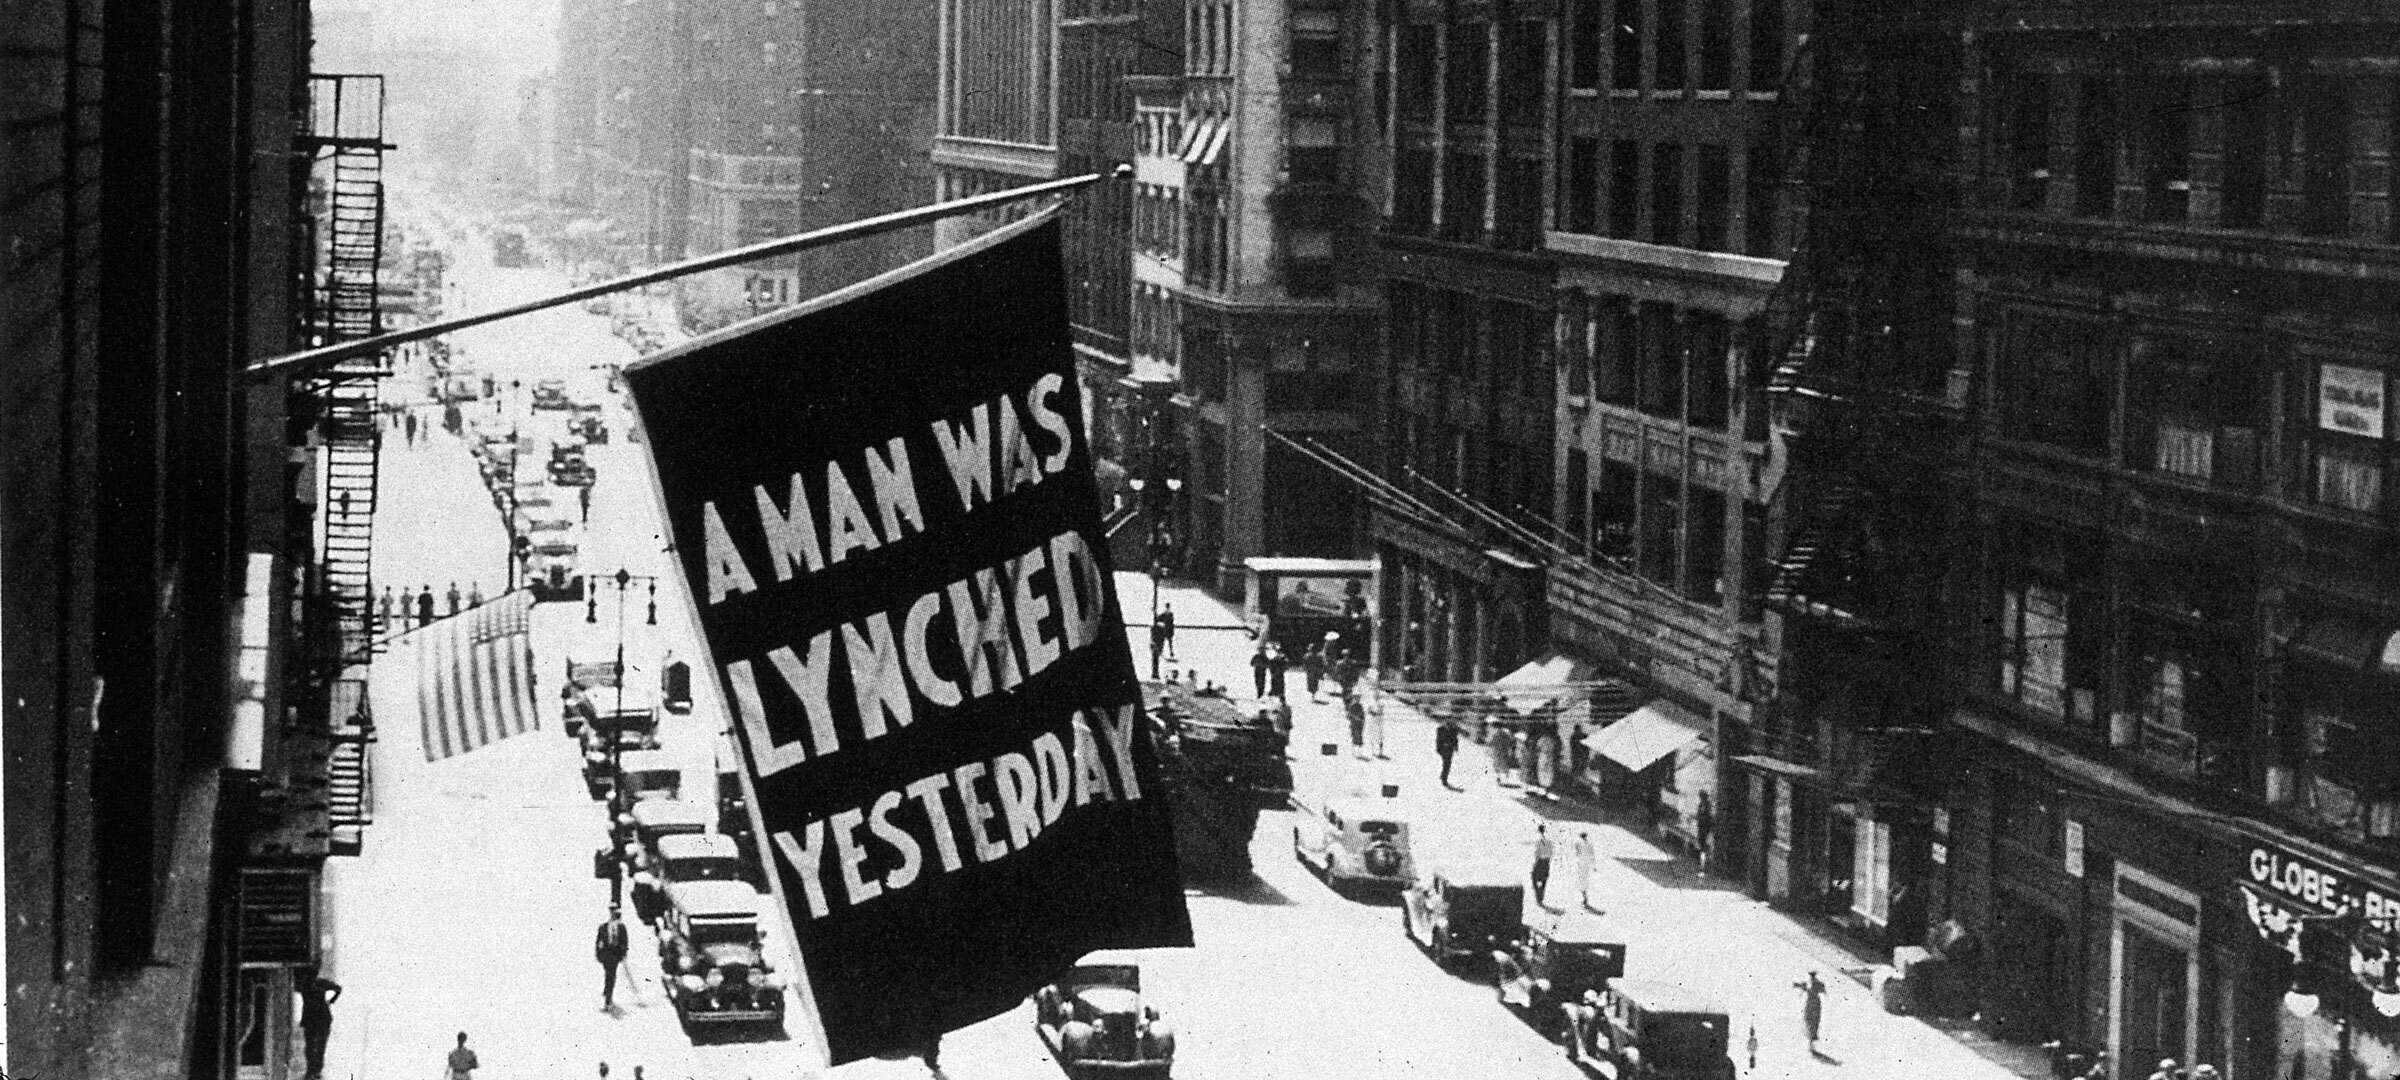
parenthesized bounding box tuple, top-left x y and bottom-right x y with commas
(530, 378, 573, 410)
(1032, 956, 1175, 1080)
(1494, 916, 1628, 1037)
(1401, 861, 1526, 967)
(1561, 978, 1738, 1080)
(657, 880, 786, 1031)
(1291, 793, 1413, 892)
(547, 442, 596, 486)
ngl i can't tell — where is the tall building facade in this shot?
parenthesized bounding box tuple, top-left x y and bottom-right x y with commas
(1544, 0, 1800, 857)
(932, 0, 1059, 249)
(589, 0, 693, 262)
(684, 0, 938, 319)
(5, 3, 385, 1076)
(1368, 0, 1565, 680)
(1935, 6, 2400, 1076)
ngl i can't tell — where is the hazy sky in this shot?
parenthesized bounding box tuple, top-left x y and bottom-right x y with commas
(327, 0, 559, 82)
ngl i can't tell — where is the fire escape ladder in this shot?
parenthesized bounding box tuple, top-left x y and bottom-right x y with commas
(301, 73, 392, 674)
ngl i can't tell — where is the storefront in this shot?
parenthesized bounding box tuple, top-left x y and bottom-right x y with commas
(2240, 842, 2400, 1080)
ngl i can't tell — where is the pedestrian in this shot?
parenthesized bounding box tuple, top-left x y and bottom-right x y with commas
(1148, 628, 1166, 681)
(416, 585, 436, 628)
(1572, 828, 1597, 910)
(1345, 693, 1366, 748)
(1333, 650, 1364, 699)
(445, 1032, 479, 1080)
(1696, 791, 1718, 874)
(1267, 642, 1291, 700)
(1746, 1024, 1759, 1072)
(1491, 723, 1518, 786)
(1795, 971, 1827, 1051)
(595, 904, 631, 1008)
(297, 968, 341, 1079)
(1302, 643, 1328, 703)
(1530, 823, 1555, 907)
(579, 482, 593, 524)
(1249, 646, 1271, 699)
(1434, 722, 1460, 787)
(2144, 1060, 2179, 1080)
(468, 581, 484, 609)
(1153, 604, 1177, 661)
(446, 581, 462, 616)
(405, 410, 419, 445)
(378, 586, 395, 634)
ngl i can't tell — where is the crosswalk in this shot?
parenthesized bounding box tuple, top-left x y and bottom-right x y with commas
(413, 589, 542, 761)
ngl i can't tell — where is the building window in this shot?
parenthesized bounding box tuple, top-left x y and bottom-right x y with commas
(1569, 0, 1603, 90)
(1609, 140, 1641, 237)
(1564, 448, 1591, 546)
(1638, 305, 1683, 420)
(1500, 21, 1546, 125)
(1564, 298, 1594, 399)
(1596, 297, 1638, 406)
(2219, 72, 2270, 229)
(1699, 0, 1732, 91)
(1284, 229, 1335, 297)
(1398, 26, 1438, 122)
(1614, 0, 1643, 91)
(1996, 579, 2071, 719)
(1651, 143, 1685, 246)
(2073, 73, 2119, 218)
(2296, 75, 2354, 238)
(1291, 34, 1342, 78)
(1393, 146, 1436, 233)
(1686, 484, 1726, 604)
(1568, 136, 1601, 233)
(1595, 458, 1636, 559)
(1748, 0, 1783, 91)
(2128, 337, 2259, 488)
(2310, 363, 2391, 515)
(1441, 152, 1487, 242)
(1496, 157, 1544, 250)
(1998, 65, 2053, 212)
(1447, 21, 1492, 123)
(2277, 653, 2400, 840)
(2139, 71, 2192, 223)
(1687, 313, 1730, 430)
(1654, 0, 1687, 91)
(1695, 143, 1730, 251)
(1744, 141, 1779, 255)
(1998, 314, 2112, 457)
(1638, 472, 1682, 587)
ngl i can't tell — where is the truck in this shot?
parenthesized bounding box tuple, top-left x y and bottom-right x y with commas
(1145, 682, 1293, 879)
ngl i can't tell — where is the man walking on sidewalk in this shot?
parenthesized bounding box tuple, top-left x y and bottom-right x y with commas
(416, 585, 436, 628)
(1267, 642, 1292, 700)
(1250, 646, 1271, 699)
(1572, 829, 1598, 910)
(445, 1032, 480, 1079)
(1303, 643, 1328, 703)
(1153, 604, 1177, 661)
(1434, 722, 1460, 788)
(446, 581, 462, 616)
(595, 904, 632, 1008)
(1530, 823, 1555, 907)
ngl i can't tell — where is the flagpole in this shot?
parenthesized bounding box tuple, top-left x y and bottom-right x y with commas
(248, 168, 1126, 379)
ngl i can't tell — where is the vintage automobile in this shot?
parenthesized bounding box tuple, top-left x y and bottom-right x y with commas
(1560, 978, 1738, 1080)
(1494, 916, 1628, 1037)
(571, 403, 609, 444)
(656, 880, 786, 1031)
(715, 736, 766, 887)
(612, 749, 683, 806)
(548, 443, 597, 487)
(579, 708, 662, 798)
(524, 537, 583, 601)
(530, 377, 573, 410)
(622, 799, 711, 923)
(1031, 955, 1175, 1080)
(561, 655, 620, 736)
(1401, 860, 1526, 967)
(1291, 792, 1414, 892)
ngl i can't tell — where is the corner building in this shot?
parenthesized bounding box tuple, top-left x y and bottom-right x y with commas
(1938, 5, 2400, 1078)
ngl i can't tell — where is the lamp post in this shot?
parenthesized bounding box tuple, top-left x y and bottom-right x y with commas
(593, 566, 659, 907)
(1127, 374, 1183, 630)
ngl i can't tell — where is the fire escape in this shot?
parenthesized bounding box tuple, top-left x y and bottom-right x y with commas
(295, 73, 393, 857)
(1748, 2, 1966, 806)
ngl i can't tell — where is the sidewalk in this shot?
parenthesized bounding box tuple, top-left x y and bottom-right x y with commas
(1118, 570, 2049, 1080)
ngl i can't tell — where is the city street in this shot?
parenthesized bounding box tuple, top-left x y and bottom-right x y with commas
(314, 223, 2042, 1080)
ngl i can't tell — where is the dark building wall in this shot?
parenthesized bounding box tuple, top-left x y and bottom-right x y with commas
(3, 0, 312, 1075)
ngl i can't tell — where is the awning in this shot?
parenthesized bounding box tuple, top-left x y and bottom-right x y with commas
(1731, 753, 1827, 782)
(1196, 119, 1232, 166)
(1580, 701, 1708, 772)
(1172, 120, 1206, 161)
(1495, 653, 1604, 714)
(1179, 117, 1221, 164)
(2290, 615, 2400, 677)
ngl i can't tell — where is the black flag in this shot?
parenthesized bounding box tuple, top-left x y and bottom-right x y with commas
(626, 212, 1192, 1065)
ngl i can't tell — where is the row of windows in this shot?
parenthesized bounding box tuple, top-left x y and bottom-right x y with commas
(1189, 0, 1234, 77)
(1059, 30, 1133, 123)
(1393, 412, 1553, 533)
(1394, 21, 1547, 129)
(1566, 0, 1786, 95)
(1134, 183, 1181, 260)
(1385, 281, 1552, 398)
(1570, 450, 1737, 605)
(1983, 531, 2400, 843)
(1987, 64, 2400, 243)
(1184, 176, 1231, 292)
(942, 0, 1053, 144)
(1559, 138, 1779, 255)
(1136, 109, 1183, 159)
(1988, 312, 2400, 518)
(1131, 283, 1178, 365)
(1560, 294, 1743, 432)
(1388, 149, 1545, 250)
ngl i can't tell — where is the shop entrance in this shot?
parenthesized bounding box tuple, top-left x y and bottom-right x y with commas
(1989, 889, 2070, 1044)
(2118, 925, 2191, 1075)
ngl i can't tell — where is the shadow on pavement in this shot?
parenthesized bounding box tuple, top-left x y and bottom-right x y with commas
(1187, 873, 1301, 906)
(685, 1022, 795, 1047)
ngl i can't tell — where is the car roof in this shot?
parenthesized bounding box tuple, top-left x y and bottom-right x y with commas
(616, 749, 677, 771)
(667, 879, 762, 917)
(631, 800, 710, 828)
(1424, 861, 1524, 888)
(1609, 978, 1729, 1016)
(1323, 796, 1412, 821)
(657, 833, 740, 860)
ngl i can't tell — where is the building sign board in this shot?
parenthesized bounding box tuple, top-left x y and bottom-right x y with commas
(2319, 364, 2387, 439)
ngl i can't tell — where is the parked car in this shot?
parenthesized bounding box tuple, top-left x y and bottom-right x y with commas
(548, 443, 597, 486)
(656, 881, 786, 1032)
(1494, 916, 1628, 1037)
(561, 655, 620, 736)
(623, 799, 711, 922)
(580, 708, 661, 798)
(1561, 978, 1738, 1080)
(524, 537, 583, 602)
(1401, 861, 1526, 967)
(611, 749, 683, 806)
(1290, 793, 1413, 892)
(716, 735, 765, 888)
(1031, 955, 1174, 1080)
(531, 377, 573, 410)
